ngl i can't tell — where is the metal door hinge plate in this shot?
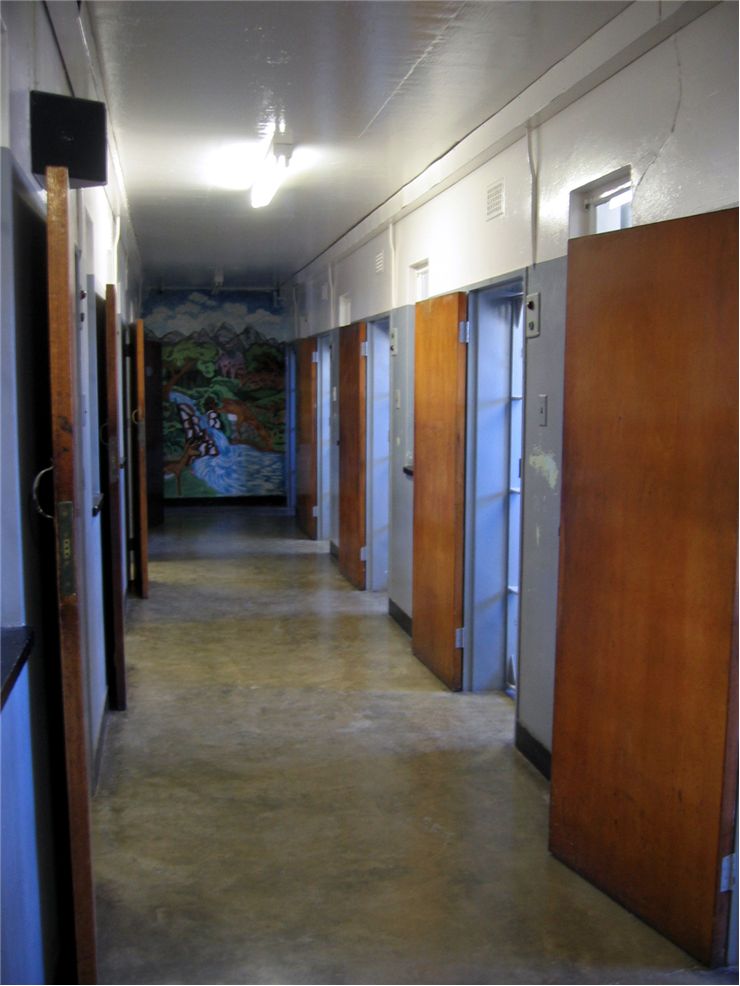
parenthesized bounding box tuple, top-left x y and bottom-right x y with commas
(454, 626, 465, 649)
(720, 853, 736, 893)
(312, 505, 318, 518)
(360, 546, 367, 562)
(311, 351, 319, 363)
(360, 341, 368, 358)
(459, 320, 470, 344)
(57, 501, 76, 597)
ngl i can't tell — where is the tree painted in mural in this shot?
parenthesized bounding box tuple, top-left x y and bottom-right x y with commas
(161, 323, 285, 498)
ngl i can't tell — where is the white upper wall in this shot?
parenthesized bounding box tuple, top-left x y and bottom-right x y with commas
(289, 1, 738, 332)
(1, 0, 142, 303)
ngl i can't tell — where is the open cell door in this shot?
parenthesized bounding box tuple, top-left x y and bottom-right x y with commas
(97, 285, 127, 710)
(145, 338, 164, 527)
(130, 318, 149, 597)
(550, 209, 738, 966)
(338, 322, 367, 589)
(295, 337, 318, 538)
(46, 166, 98, 983)
(412, 293, 467, 689)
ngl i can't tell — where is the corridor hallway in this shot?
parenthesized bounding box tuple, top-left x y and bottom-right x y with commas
(92, 507, 729, 986)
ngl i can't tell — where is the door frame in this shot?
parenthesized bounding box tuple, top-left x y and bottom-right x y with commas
(463, 276, 525, 692)
(316, 332, 333, 541)
(365, 316, 391, 592)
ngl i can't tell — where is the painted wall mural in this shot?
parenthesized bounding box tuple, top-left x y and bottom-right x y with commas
(143, 291, 287, 499)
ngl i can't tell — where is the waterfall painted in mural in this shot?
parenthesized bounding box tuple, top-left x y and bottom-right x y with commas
(143, 291, 287, 499)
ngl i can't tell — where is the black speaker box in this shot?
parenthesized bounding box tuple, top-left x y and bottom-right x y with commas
(30, 90, 107, 188)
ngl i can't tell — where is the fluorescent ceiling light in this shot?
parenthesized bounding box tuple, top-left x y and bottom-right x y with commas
(250, 132, 293, 209)
(205, 139, 270, 191)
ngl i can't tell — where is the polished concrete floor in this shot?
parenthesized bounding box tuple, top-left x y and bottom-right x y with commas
(93, 507, 736, 985)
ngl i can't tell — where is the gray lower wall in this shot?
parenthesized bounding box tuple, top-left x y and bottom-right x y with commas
(517, 256, 568, 753)
(388, 305, 414, 620)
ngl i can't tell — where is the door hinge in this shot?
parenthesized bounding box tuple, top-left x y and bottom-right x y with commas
(454, 626, 465, 649)
(56, 501, 76, 597)
(312, 505, 318, 518)
(359, 546, 367, 562)
(458, 320, 470, 344)
(360, 341, 369, 358)
(720, 853, 736, 893)
(311, 350, 319, 363)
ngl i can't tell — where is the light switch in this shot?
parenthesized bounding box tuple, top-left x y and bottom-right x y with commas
(538, 394, 548, 426)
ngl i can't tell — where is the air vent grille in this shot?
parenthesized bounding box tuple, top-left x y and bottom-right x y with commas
(375, 251, 385, 274)
(486, 180, 505, 221)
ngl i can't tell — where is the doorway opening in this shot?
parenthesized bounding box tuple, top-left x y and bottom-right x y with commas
(366, 317, 391, 591)
(316, 333, 333, 540)
(464, 279, 524, 694)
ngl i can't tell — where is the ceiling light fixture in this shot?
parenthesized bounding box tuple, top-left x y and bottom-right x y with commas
(251, 130, 293, 209)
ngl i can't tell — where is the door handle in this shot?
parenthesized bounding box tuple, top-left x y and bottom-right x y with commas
(32, 462, 55, 520)
(132, 408, 142, 425)
(92, 493, 105, 517)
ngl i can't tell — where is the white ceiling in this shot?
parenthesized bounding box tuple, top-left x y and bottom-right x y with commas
(88, 0, 629, 290)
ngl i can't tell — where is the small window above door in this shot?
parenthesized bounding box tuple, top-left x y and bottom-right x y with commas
(569, 167, 632, 238)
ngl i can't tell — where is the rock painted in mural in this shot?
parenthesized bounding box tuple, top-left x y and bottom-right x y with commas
(144, 291, 286, 499)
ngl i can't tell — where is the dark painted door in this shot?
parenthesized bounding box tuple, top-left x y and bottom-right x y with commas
(144, 338, 164, 527)
(97, 285, 127, 710)
(130, 318, 149, 597)
(338, 322, 367, 589)
(296, 337, 317, 538)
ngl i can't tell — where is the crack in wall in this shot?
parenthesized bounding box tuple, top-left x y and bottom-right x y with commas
(633, 36, 684, 202)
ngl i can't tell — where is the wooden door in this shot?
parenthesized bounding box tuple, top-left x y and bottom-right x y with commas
(412, 293, 467, 689)
(46, 166, 98, 983)
(97, 285, 127, 710)
(144, 339, 164, 527)
(550, 209, 738, 966)
(296, 337, 317, 538)
(130, 319, 149, 597)
(338, 322, 367, 589)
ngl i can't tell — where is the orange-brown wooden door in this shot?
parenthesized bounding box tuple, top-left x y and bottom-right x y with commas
(296, 337, 317, 538)
(98, 286, 127, 710)
(550, 209, 738, 966)
(412, 293, 467, 689)
(338, 322, 367, 589)
(131, 318, 149, 597)
(46, 166, 98, 983)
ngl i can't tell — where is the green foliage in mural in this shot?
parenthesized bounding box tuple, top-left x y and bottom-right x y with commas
(161, 330, 286, 460)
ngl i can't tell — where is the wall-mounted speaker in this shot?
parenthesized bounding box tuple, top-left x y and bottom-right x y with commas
(30, 90, 107, 188)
